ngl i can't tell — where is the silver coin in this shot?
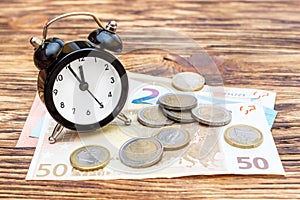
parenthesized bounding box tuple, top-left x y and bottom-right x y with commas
(70, 145, 110, 171)
(119, 137, 163, 168)
(172, 72, 205, 91)
(137, 105, 174, 128)
(158, 93, 197, 111)
(153, 127, 190, 150)
(161, 107, 196, 123)
(191, 105, 232, 126)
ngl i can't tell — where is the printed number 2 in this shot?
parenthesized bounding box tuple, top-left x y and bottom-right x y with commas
(131, 88, 159, 104)
(237, 157, 269, 170)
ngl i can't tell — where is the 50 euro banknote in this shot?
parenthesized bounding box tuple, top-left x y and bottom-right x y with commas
(26, 99, 284, 180)
(26, 72, 284, 180)
(26, 102, 284, 180)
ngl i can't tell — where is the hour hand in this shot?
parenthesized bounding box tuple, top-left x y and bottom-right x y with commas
(78, 65, 89, 91)
(79, 65, 86, 83)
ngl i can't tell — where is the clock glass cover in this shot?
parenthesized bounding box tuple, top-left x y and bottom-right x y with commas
(44, 49, 127, 131)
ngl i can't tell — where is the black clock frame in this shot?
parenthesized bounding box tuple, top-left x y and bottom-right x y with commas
(43, 41, 128, 131)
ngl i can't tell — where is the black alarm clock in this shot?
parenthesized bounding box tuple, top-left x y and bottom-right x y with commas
(30, 12, 131, 143)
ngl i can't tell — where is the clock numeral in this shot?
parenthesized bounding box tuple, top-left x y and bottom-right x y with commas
(78, 57, 85, 62)
(53, 89, 58, 96)
(72, 108, 76, 114)
(86, 110, 91, 115)
(110, 77, 115, 83)
(99, 102, 104, 109)
(56, 74, 63, 82)
(60, 102, 65, 108)
(105, 64, 109, 70)
(108, 91, 112, 97)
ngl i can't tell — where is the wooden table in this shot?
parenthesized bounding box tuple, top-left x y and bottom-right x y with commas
(0, 0, 299, 199)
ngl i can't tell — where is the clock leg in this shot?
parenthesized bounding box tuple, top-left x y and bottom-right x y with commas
(48, 123, 64, 144)
(117, 112, 131, 126)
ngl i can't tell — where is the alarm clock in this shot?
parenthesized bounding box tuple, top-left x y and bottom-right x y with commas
(30, 12, 131, 143)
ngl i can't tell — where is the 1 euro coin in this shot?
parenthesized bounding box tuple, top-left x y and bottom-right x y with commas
(224, 124, 263, 149)
(153, 127, 190, 150)
(70, 145, 110, 171)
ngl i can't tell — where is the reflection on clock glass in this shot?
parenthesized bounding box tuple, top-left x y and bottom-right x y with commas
(52, 56, 122, 125)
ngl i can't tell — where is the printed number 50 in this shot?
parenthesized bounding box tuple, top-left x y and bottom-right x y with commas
(237, 157, 269, 170)
(36, 163, 68, 177)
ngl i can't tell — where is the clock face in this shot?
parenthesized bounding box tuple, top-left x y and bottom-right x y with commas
(44, 48, 128, 131)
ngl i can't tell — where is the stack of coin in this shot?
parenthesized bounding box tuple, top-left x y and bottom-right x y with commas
(137, 105, 174, 128)
(137, 93, 231, 128)
(191, 105, 232, 126)
(161, 107, 195, 123)
(158, 93, 197, 111)
(156, 93, 197, 124)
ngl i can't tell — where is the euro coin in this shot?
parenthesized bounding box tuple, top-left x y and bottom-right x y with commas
(119, 137, 163, 168)
(191, 105, 232, 126)
(161, 107, 195, 123)
(158, 93, 197, 111)
(137, 105, 174, 127)
(172, 72, 205, 91)
(70, 145, 110, 171)
(153, 127, 190, 150)
(224, 124, 263, 149)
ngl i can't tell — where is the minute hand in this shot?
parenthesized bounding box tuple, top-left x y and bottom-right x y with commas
(86, 89, 103, 108)
(67, 65, 81, 83)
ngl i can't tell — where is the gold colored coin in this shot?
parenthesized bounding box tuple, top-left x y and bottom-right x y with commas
(161, 107, 195, 123)
(191, 105, 232, 126)
(70, 145, 110, 171)
(158, 93, 197, 111)
(172, 72, 205, 91)
(137, 105, 174, 127)
(119, 137, 163, 168)
(224, 124, 263, 149)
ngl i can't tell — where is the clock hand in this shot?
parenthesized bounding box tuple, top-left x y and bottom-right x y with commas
(68, 65, 89, 91)
(67, 65, 81, 83)
(86, 89, 104, 108)
(79, 65, 87, 84)
(78, 65, 89, 91)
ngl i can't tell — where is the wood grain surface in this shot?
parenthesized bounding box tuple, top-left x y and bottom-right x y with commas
(0, 0, 299, 199)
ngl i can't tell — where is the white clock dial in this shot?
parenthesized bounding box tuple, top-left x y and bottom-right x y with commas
(52, 56, 122, 125)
